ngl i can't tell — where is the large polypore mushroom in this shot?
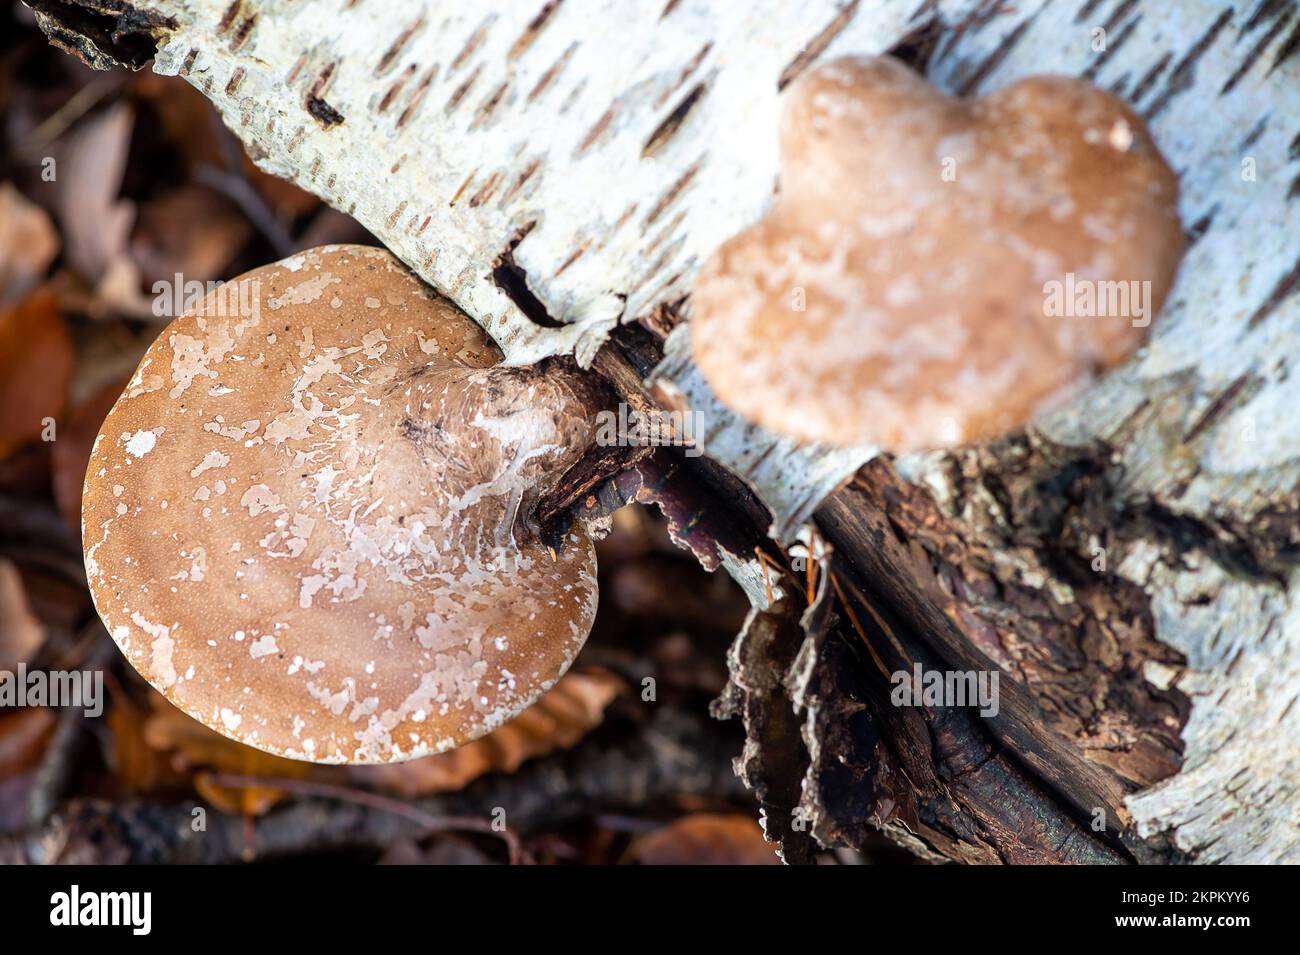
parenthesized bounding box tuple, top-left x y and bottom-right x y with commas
(83, 245, 605, 763)
(690, 55, 1184, 450)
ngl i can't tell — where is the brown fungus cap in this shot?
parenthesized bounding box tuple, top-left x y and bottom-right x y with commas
(83, 245, 603, 763)
(690, 56, 1184, 450)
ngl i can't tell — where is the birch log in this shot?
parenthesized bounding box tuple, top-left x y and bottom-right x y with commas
(30, 0, 1300, 863)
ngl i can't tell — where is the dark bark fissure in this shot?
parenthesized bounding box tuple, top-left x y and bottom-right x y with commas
(642, 83, 707, 158)
(25, 0, 171, 70)
(491, 222, 567, 329)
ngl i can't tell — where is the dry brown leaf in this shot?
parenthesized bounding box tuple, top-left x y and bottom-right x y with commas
(142, 688, 312, 779)
(52, 375, 129, 529)
(0, 706, 57, 833)
(0, 182, 59, 306)
(134, 669, 621, 811)
(0, 442, 52, 498)
(0, 706, 57, 775)
(50, 103, 159, 318)
(105, 687, 189, 793)
(240, 152, 321, 220)
(626, 814, 780, 865)
(54, 103, 135, 285)
(354, 668, 624, 797)
(0, 290, 73, 459)
(93, 255, 154, 318)
(0, 558, 45, 668)
(129, 72, 223, 171)
(141, 688, 312, 814)
(130, 184, 252, 292)
(193, 771, 287, 817)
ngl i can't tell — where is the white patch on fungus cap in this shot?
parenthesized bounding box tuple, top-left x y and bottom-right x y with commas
(124, 430, 157, 458)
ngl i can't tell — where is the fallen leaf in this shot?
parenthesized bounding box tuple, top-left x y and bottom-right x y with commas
(53, 103, 135, 286)
(354, 668, 624, 797)
(94, 255, 154, 318)
(0, 558, 45, 667)
(0, 706, 57, 775)
(0, 182, 59, 306)
(240, 153, 321, 220)
(129, 72, 223, 172)
(141, 688, 312, 814)
(0, 442, 53, 500)
(0, 706, 58, 836)
(105, 687, 188, 793)
(0, 290, 72, 459)
(626, 814, 780, 865)
(193, 771, 287, 817)
(130, 184, 252, 293)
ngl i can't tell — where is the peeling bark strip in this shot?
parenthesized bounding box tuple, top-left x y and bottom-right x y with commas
(795, 566, 1129, 864)
(816, 453, 1188, 852)
(27, 0, 176, 70)
(712, 599, 818, 864)
(29, 0, 1300, 862)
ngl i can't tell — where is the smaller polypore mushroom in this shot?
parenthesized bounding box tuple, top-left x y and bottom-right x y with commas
(690, 55, 1185, 450)
(83, 245, 607, 763)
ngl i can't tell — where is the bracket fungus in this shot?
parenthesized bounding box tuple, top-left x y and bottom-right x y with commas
(690, 55, 1184, 450)
(82, 245, 607, 763)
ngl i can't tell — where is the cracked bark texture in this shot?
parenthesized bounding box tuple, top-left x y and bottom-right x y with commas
(30, 0, 1300, 862)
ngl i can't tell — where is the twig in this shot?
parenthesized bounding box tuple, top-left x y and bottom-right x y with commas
(204, 773, 526, 864)
(830, 561, 914, 667)
(19, 76, 122, 156)
(192, 163, 297, 258)
(25, 623, 119, 827)
(828, 571, 893, 681)
(0, 495, 84, 586)
(4, 708, 746, 864)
